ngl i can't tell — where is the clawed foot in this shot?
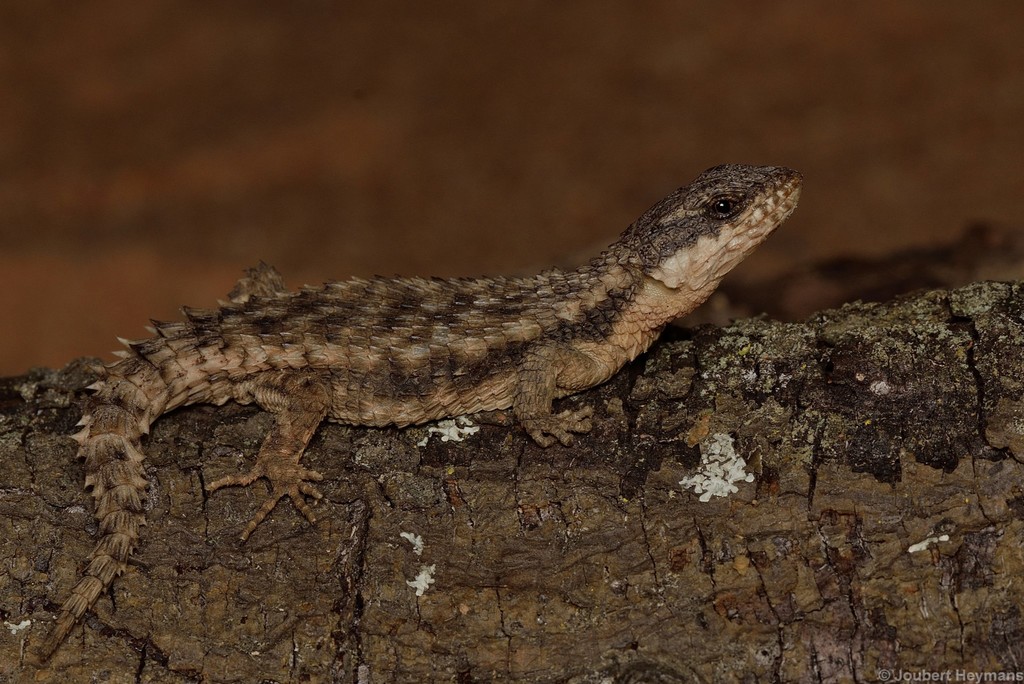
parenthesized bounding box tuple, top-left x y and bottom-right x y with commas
(207, 460, 324, 541)
(523, 406, 594, 447)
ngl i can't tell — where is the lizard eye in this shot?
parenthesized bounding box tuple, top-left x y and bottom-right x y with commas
(706, 196, 740, 219)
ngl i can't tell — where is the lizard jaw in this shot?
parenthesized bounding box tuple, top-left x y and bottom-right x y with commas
(648, 174, 802, 291)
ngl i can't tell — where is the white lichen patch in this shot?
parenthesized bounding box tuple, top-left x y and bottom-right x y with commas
(400, 531, 425, 556)
(407, 564, 437, 596)
(679, 432, 755, 502)
(907, 534, 949, 553)
(417, 416, 480, 446)
(869, 380, 892, 396)
(4, 619, 30, 635)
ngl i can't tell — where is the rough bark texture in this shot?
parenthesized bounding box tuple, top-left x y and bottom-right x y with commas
(3, 281, 1024, 683)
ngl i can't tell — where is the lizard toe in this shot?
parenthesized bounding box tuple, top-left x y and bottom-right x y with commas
(206, 463, 266, 492)
(554, 407, 594, 436)
(289, 486, 320, 525)
(239, 492, 282, 541)
(526, 427, 557, 448)
(554, 429, 575, 447)
(523, 407, 594, 447)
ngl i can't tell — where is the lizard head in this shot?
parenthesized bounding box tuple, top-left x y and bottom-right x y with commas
(618, 164, 802, 289)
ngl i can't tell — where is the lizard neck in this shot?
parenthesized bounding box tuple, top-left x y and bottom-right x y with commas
(554, 252, 678, 376)
(570, 244, 730, 365)
(629, 272, 726, 329)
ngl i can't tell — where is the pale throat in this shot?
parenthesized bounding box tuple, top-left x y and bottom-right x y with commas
(582, 276, 717, 371)
(597, 223, 773, 363)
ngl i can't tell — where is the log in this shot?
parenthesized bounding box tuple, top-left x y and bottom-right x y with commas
(2, 281, 1024, 682)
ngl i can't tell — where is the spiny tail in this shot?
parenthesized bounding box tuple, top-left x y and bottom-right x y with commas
(40, 355, 169, 659)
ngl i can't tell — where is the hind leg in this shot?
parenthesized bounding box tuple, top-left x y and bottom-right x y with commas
(207, 371, 331, 540)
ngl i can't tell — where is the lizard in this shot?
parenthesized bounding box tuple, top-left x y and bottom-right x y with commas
(40, 163, 802, 658)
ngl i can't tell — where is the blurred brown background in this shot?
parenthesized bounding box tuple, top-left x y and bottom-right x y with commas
(1, 2, 1022, 375)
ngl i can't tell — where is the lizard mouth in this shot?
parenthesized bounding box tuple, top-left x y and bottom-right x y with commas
(742, 172, 802, 238)
(771, 174, 802, 225)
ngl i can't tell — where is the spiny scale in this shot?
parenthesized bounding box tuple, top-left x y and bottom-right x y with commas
(40, 164, 801, 659)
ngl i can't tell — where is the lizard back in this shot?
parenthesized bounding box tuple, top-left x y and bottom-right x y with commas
(138, 253, 644, 426)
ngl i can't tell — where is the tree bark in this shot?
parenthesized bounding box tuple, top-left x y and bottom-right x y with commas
(3, 281, 1024, 683)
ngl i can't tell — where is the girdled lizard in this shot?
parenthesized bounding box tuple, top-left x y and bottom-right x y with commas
(42, 163, 802, 657)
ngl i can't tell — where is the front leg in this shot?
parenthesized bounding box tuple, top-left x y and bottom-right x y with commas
(207, 371, 331, 540)
(514, 344, 607, 447)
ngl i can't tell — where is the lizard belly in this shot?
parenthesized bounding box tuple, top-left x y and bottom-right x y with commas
(326, 367, 519, 427)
